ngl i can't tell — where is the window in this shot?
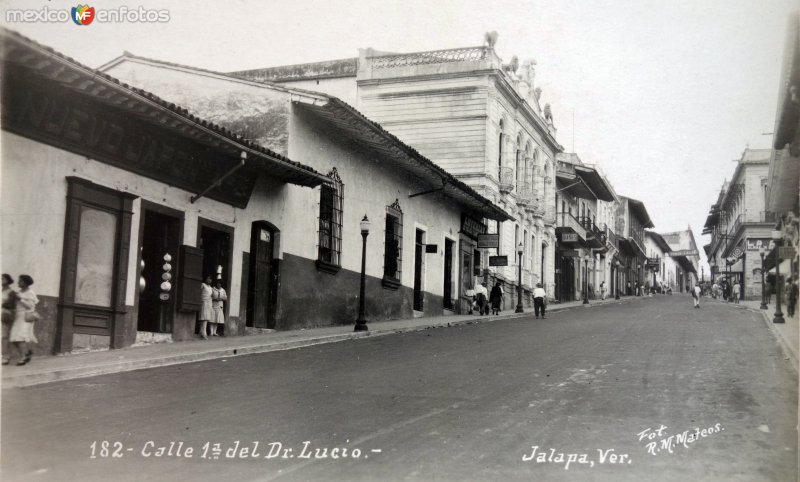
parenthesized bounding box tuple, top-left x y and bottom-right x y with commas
(317, 168, 343, 273)
(383, 199, 403, 288)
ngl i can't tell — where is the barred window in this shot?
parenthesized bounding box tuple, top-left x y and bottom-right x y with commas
(318, 168, 343, 269)
(383, 199, 403, 285)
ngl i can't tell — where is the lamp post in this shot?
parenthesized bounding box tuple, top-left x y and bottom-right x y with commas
(759, 246, 768, 310)
(515, 242, 524, 313)
(614, 260, 620, 300)
(583, 254, 590, 304)
(772, 230, 785, 324)
(354, 215, 370, 332)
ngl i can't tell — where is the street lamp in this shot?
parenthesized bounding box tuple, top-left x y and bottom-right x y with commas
(772, 230, 785, 324)
(759, 246, 768, 310)
(354, 214, 370, 332)
(516, 242, 524, 313)
(583, 254, 590, 304)
(614, 260, 620, 300)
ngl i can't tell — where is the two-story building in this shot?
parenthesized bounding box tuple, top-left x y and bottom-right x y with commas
(553, 153, 617, 301)
(661, 229, 701, 293)
(702, 149, 775, 299)
(644, 231, 672, 292)
(614, 197, 655, 295)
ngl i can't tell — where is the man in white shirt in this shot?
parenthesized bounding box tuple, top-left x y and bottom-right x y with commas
(693, 283, 702, 309)
(533, 283, 547, 319)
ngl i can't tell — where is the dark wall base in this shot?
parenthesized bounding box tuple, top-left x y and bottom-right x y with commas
(277, 253, 450, 330)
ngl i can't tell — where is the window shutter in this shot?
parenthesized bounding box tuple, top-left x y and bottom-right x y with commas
(178, 245, 204, 311)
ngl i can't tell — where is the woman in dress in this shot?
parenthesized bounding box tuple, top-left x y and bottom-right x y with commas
(490, 281, 504, 315)
(210, 280, 227, 336)
(199, 275, 213, 340)
(10, 274, 37, 365)
(2, 274, 16, 365)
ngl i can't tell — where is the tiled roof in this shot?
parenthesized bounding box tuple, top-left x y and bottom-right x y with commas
(0, 28, 326, 185)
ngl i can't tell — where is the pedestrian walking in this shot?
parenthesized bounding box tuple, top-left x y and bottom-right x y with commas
(627, 281, 631, 296)
(474, 282, 489, 315)
(533, 283, 547, 319)
(490, 281, 503, 315)
(210, 280, 227, 336)
(692, 283, 701, 309)
(787, 278, 798, 317)
(600, 281, 606, 300)
(2, 274, 17, 365)
(198, 275, 213, 340)
(732, 282, 741, 304)
(9, 274, 38, 365)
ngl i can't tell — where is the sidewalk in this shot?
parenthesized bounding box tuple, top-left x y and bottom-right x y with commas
(708, 296, 798, 373)
(1, 296, 642, 389)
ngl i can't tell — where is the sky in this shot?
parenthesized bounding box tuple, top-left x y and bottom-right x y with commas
(2, 0, 797, 274)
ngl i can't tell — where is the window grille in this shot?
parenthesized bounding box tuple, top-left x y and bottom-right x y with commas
(383, 199, 403, 282)
(318, 168, 343, 267)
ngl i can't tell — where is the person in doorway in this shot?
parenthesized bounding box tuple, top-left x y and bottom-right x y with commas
(533, 283, 547, 319)
(732, 281, 741, 304)
(9, 275, 38, 365)
(474, 282, 488, 316)
(210, 280, 227, 336)
(787, 278, 798, 318)
(490, 281, 504, 315)
(198, 275, 213, 340)
(692, 283, 701, 309)
(600, 281, 606, 300)
(2, 274, 17, 365)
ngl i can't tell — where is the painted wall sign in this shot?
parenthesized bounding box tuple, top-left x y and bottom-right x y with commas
(489, 255, 509, 267)
(477, 233, 500, 249)
(425, 244, 438, 253)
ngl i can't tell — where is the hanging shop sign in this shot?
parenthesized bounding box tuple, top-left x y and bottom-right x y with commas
(666, 249, 699, 257)
(561, 233, 579, 243)
(489, 256, 509, 267)
(460, 214, 487, 240)
(477, 233, 500, 249)
(425, 244, 438, 253)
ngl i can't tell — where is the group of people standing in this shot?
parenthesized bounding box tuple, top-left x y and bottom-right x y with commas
(198, 276, 227, 339)
(469, 281, 549, 319)
(2, 273, 39, 365)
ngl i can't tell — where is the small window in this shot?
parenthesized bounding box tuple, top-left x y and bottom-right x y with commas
(317, 168, 343, 273)
(383, 199, 403, 288)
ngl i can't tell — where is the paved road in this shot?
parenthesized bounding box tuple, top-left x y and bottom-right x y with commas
(2, 296, 797, 482)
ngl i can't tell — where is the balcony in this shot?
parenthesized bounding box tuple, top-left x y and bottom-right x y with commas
(579, 217, 605, 249)
(516, 182, 533, 207)
(498, 166, 514, 195)
(555, 212, 588, 245)
(760, 211, 777, 223)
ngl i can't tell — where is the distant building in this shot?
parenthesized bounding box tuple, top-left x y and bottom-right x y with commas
(702, 148, 775, 299)
(660, 229, 700, 293)
(615, 197, 655, 294)
(644, 231, 671, 291)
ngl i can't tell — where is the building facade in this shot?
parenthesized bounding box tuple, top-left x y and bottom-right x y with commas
(1, 30, 509, 355)
(614, 197, 655, 295)
(660, 229, 700, 293)
(231, 44, 565, 308)
(702, 149, 775, 299)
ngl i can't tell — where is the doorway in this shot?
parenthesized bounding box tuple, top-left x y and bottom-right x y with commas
(413, 229, 424, 311)
(198, 219, 233, 335)
(247, 221, 276, 329)
(137, 205, 182, 333)
(444, 238, 454, 310)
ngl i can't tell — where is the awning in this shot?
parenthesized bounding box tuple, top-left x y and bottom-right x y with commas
(556, 171, 597, 200)
(626, 197, 655, 228)
(574, 165, 616, 202)
(0, 28, 329, 208)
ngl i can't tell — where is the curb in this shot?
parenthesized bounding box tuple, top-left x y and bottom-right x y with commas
(2, 296, 640, 389)
(751, 306, 799, 375)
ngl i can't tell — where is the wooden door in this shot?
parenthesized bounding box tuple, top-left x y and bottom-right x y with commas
(250, 223, 274, 329)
